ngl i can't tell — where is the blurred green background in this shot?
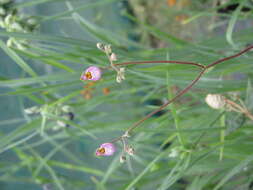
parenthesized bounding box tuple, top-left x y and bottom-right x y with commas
(0, 0, 253, 190)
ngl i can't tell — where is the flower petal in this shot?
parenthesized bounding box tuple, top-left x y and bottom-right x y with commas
(96, 143, 116, 156)
(81, 66, 102, 81)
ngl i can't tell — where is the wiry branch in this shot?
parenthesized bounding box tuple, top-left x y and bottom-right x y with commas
(119, 45, 253, 136)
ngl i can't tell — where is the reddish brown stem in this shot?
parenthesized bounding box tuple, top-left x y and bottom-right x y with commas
(122, 45, 253, 135)
(106, 45, 253, 143)
(206, 45, 253, 69)
(126, 69, 206, 134)
(116, 60, 205, 69)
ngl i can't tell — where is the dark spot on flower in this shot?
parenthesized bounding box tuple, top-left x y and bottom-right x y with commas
(85, 72, 92, 79)
(98, 147, 105, 154)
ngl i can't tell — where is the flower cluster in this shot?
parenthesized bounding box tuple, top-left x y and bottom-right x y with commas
(97, 43, 126, 83)
(0, 0, 39, 50)
(25, 104, 75, 133)
(95, 132, 135, 163)
(80, 43, 127, 85)
(88, 44, 253, 162)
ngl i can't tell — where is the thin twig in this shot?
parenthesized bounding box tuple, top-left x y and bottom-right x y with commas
(116, 60, 205, 69)
(110, 45, 253, 142)
(206, 45, 253, 69)
(126, 69, 206, 134)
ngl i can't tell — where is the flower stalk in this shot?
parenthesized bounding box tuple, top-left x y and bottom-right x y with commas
(110, 45, 253, 146)
(95, 44, 253, 158)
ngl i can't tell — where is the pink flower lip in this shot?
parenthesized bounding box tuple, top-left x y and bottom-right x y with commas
(96, 143, 116, 156)
(80, 66, 102, 81)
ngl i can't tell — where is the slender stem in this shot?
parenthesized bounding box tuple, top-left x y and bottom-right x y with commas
(109, 45, 253, 142)
(105, 51, 119, 72)
(226, 99, 253, 121)
(110, 136, 122, 143)
(126, 69, 206, 134)
(225, 99, 245, 113)
(206, 45, 253, 69)
(219, 111, 225, 161)
(244, 111, 253, 121)
(167, 71, 185, 146)
(116, 60, 205, 69)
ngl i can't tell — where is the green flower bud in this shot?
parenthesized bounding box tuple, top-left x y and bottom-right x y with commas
(10, 22, 23, 31)
(0, 7, 6, 16)
(61, 105, 72, 113)
(16, 42, 26, 50)
(27, 17, 37, 26)
(24, 106, 40, 114)
(4, 14, 13, 26)
(6, 38, 13, 47)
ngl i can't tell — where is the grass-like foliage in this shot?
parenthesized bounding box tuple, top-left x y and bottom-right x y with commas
(0, 0, 253, 189)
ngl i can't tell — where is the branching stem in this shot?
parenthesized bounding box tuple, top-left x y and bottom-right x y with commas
(110, 45, 253, 142)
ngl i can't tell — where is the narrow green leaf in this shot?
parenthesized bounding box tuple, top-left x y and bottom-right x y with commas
(0, 40, 37, 77)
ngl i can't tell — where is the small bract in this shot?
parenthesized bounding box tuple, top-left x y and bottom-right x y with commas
(80, 66, 102, 81)
(96, 143, 116, 156)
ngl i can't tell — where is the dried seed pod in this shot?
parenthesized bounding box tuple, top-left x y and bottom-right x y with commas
(205, 94, 226, 110)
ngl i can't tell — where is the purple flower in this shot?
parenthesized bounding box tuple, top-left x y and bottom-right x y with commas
(80, 66, 102, 81)
(96, 143, 116, 156)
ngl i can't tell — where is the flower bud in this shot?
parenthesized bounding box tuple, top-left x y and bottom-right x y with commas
(61, 105, 72, 113)
(168, 148, 179, 158)
(24, 106, 40, 114)
(27, 17, 37, 26)
(116, 67, 125, 83)
(125, 146, 134, 156)
(96, 42, 105, 51)
(104, 44, 112, 54)
(120, 155, 126, 163)
(16, 42, 26, 50)
(56, 120, 66, 128)
(6, 38, 13, 47)
(4, 14, 13, 26)
(10, 22, 23, 31)
(205, 94, 226, 110)
(110, 53, 117, 61)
